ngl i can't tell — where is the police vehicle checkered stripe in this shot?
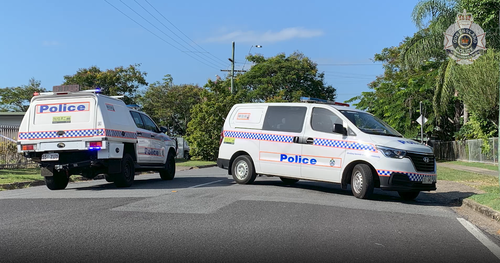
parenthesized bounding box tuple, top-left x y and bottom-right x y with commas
(377, 169, 437, 182)
(18, 129, 137, 140)
(18, 129, 104, 140)
(314, 138, 376, 152)
(224, 131, 293, 143)
(105, 129, 137, 139)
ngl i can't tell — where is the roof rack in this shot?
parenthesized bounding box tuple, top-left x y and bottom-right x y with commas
(127, 104, 141, 110)
(299, 97, 349, 107)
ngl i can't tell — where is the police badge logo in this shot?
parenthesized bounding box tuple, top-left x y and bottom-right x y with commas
(444, 10, 486, 65)
(329, 159, 335, 167)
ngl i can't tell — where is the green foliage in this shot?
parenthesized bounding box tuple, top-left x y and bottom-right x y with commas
(186, 78, 242, 161)
(63, 64, 147, 105)
(239, 52, 336, 102)
(0, 78, 46, 112)
(140, 75, 203, 136)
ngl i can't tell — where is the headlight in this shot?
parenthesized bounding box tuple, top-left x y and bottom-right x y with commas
(377, 146, 406, 159)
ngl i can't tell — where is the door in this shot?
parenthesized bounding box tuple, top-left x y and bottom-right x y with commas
(139, 113, 166, 164)
(258, 106, 307, 178)
(130, 111, 152, 163)
(300, 107, 346, 183)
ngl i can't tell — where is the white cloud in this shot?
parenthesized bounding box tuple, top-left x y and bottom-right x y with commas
(205, 27, 324, 44)
(42, 41, 60, 46)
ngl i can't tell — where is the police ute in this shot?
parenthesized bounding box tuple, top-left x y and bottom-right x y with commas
(217, 97, 436, 200)
(17, 85, 177, 190)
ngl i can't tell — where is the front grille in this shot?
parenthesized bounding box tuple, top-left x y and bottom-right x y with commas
(405, 152, 435, 172)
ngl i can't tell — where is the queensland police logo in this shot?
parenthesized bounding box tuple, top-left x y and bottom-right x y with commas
(329, 159, 335, 167)
(444, 10, 486, 65)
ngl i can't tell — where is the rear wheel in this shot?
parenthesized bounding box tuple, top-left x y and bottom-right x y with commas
(398, 191, 420, 200)
(280, 177, 299, 185)
(351, 164, 374, 199)
(231, 155, 256, 184)
(160, 152, 176, 180)
(113, 154, 135, 187)
(45, 170, 69, 190)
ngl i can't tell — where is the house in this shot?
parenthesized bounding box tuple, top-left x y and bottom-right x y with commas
(0, 112, 25, 127)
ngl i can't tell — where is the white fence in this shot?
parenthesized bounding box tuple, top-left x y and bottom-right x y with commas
(0, 125, 37, 169)
(433, 138, 498, 165)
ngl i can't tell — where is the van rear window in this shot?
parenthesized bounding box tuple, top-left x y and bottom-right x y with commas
(262, 106, 306, 133)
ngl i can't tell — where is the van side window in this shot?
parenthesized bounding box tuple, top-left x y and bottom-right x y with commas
(311, 107, 342, 133)
(262, 106, 306, 133)
(140, 114, 160, 133)
(130, 111, 145, 129)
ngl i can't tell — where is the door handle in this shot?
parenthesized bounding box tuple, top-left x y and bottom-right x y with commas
(137, 132, 142, 135)
(306, 138, 314, 144)
(293, 136, 300, 143)
(151, 134, 155, 138)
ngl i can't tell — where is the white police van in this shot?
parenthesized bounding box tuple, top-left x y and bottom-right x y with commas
(217, 97, 436, 200)
(17, 86, 177, 190)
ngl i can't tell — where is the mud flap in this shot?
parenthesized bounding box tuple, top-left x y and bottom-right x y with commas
(107, 159, 122, 174)
(41, 166, 54, 177)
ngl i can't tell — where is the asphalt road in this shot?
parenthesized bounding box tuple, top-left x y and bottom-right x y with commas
(1, 167, 499, 263)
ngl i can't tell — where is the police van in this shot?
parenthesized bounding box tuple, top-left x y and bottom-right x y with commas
(17, 86, 177, 190)
(217, 97, 436, 200)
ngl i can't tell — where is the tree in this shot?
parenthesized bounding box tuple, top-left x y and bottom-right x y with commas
(186, 78, 242, 161)
(62, 64, 147, 105)
(0, 78, 46, 112)
(238, 52, 336, 102)
(140, 75, 204, 136)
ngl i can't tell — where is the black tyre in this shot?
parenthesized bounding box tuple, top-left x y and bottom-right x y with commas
(398, 191, 420, 200)
(231, 155, 256, 184)
(105, 174, 114, 183)
(351, 164, 374, 199)
(280, 177, 299, 185)
(113, 154, 135, 187)
(160, 152, 176, 180)
(45, 170, 69, 190)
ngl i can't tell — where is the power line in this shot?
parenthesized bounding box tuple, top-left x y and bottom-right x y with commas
(318, 63, 382, 66)
(144, 0, 228, 66)
(133, 0, 227, 68)
(104, 0, 221, 70)
(118, 0, 225, 69)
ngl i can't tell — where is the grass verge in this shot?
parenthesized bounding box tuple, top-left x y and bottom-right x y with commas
(0, 168, 43, 184)
(439, 160, 497, 171)
(438, 166, 500, 211)
(175, 159, 216, 167)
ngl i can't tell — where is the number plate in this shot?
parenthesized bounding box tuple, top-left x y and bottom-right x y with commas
(422, 176, 433, 184)
(41, 153, 59, 161)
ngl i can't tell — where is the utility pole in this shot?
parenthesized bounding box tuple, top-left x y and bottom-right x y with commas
(498, 10, 499, 188)
(230, 41, 235, 94)
(420, 101, 424, 144)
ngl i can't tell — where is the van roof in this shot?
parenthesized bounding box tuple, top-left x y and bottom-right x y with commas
(234, 102, 365, 113)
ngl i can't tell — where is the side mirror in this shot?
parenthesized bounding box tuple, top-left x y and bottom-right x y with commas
(160, 126, 168, 133)
(334, 123, 347, 136)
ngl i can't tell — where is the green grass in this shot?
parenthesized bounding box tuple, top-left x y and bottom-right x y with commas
(0, 168, 43, 184)
(175, 159, 216, 167)
(438, 166, 500, 210)
(439, 160, 497, 171)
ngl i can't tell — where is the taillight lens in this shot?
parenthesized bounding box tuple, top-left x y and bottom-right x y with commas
(22, 144, 35, 151)
(87, 141, 102, 150)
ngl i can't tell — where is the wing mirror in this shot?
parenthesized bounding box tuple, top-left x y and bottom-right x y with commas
(334, 123, 347, 136)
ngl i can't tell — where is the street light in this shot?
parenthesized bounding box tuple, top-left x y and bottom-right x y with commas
(242, 45, 263, 71)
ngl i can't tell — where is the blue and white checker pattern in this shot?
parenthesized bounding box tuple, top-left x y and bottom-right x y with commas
(19, 129, 105, 140)
(377, 170, 437, 182)
(224, 130, 293, 143)
(314, 138, 377, 152)
(105, 129, 137, 139)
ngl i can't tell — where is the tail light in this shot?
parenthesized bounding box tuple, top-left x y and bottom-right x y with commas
(219, 130, 224, 145)
(22, 144, 35, 151)
(87, 141, 102, 150)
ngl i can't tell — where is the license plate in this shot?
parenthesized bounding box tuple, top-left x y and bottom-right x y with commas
(41, 153, 59, 161)
(422, 176, 433, 184)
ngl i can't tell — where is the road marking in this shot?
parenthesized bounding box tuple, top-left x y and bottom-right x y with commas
(457, 218, 500, 260)
(188, 180, 224, 189)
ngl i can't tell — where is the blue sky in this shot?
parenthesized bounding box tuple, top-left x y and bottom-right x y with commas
(0, 0, 420, 104)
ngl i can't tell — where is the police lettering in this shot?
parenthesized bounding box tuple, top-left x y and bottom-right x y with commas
(144, 147, 160, 156)
(280, 154, 317, 165)
(39, 104, 87, 113)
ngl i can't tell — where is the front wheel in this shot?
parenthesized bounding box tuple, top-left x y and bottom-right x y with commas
(351, 164, 374, 199)
(160, 152, 176, 180)
(45, 170, 69, 190)
(231, 155, 256, 184)
(398, 191, 420, 200)
(113, 154, 135, 187)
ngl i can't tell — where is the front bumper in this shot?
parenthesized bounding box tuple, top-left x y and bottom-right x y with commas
(379, 172, 437, 191)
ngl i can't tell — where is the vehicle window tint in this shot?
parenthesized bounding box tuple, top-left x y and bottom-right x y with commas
(130, 111, 145, 129)
(262, 106, 306, 133)
(311, 107, 342, 133)
(140, 114, 159, 133)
